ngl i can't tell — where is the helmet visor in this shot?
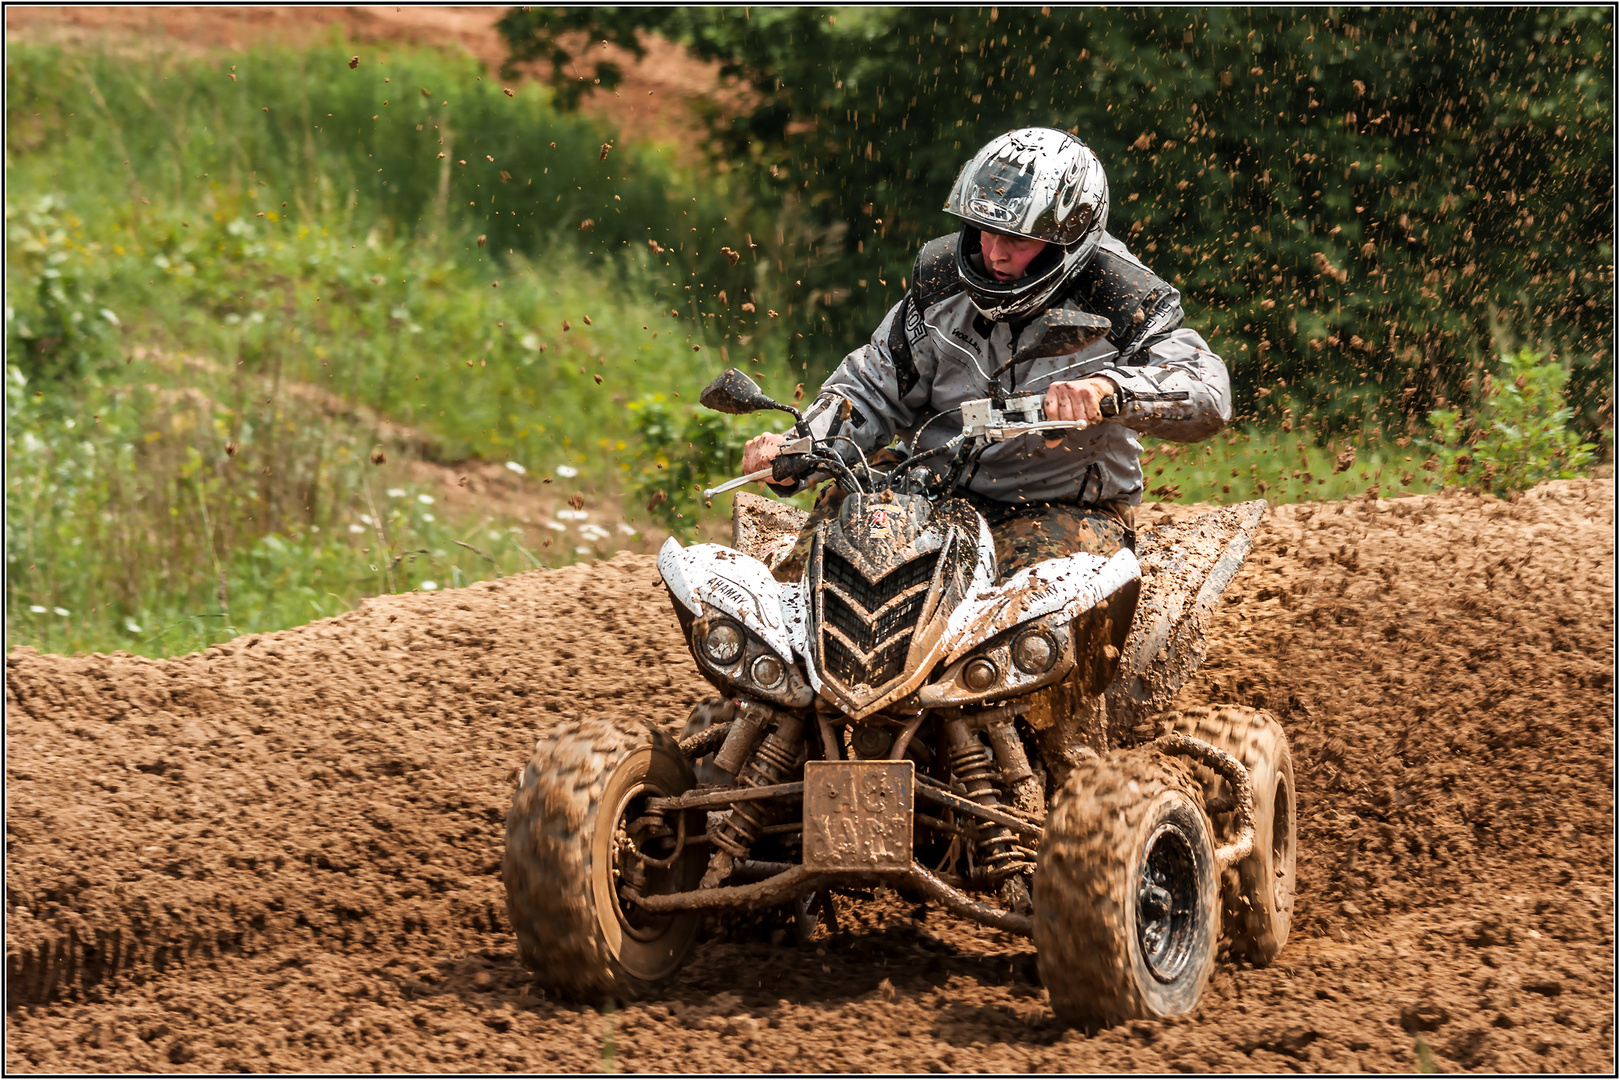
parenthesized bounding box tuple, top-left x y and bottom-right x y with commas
(961, 156, 1039, 237)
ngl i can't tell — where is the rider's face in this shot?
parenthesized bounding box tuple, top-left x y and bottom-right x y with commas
(979, 229, 1048, 283)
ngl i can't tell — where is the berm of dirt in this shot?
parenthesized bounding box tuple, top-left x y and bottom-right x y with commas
(6, 480, 1614, 1072)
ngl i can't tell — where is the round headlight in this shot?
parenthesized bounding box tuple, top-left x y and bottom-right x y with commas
(703, 621, 744, 665)
(962, 657, 999, 692)
(1012, 630, 1056, 674)
(750, 653, 786, 689)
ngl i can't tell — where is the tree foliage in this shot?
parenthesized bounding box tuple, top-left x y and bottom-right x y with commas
(500, 6, 1612, 436)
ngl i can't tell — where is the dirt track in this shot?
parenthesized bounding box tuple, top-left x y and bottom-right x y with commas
(5, 480, 1614, 1072)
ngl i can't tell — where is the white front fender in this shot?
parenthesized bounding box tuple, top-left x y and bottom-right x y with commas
(939, 546, 1142, 663)
(657, 538, 807, 674)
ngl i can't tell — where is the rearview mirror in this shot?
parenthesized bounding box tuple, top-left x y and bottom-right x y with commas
(700, 368, 800, 420)
(1010, 307, 1114, 366)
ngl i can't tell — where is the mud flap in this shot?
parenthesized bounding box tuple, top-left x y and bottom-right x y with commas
(1104, 500, 1266, 731)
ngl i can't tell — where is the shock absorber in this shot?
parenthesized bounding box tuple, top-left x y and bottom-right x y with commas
(942, 714, 1027, 884)
(701, 706, 806, 888)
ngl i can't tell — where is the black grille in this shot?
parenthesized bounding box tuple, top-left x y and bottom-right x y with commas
(819, 550, 940, 688)
(824, 633, 914, 688)
(822, 550, 940, 610)
(824, 588, 931, 653)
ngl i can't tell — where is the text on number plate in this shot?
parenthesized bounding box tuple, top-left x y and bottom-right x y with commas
(802, 760, 914, 872)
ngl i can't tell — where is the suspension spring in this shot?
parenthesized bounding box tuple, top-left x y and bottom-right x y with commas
(942, 716, 1029, 882)
(711, 711, 806, 860)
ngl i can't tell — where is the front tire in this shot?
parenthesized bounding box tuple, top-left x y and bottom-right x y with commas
(1033, 750, 1219, 1027)
(1167, 706, 1296, 964)
(503, 718, 705, 1000)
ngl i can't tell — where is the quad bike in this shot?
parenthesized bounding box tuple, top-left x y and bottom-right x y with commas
(504, 366, 1297, 1027)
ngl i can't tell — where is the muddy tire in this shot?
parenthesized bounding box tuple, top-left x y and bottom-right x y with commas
(503, 718, 705, 1000)
(1033, 750, 1220, 1027)
(1167, 706, 1296, 964)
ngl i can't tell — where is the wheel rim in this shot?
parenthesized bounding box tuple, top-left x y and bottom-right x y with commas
(1270, 775, 1295, 913)
(1137, 822, 1199, 983)
(608, 782, 689, 943)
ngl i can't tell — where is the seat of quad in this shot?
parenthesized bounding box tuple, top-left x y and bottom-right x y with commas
(730, 490, 1266, 722)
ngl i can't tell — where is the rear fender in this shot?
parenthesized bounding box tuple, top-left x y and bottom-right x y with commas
(1105, 500, 1267, 727)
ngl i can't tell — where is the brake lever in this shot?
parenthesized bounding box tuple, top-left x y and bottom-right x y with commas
(702, 468, 776, 499)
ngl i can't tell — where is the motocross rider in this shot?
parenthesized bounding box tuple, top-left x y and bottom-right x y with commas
(743, 127, 1232, 583)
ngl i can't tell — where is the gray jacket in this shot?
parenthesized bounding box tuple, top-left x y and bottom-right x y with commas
(801, 231, 1231, 506)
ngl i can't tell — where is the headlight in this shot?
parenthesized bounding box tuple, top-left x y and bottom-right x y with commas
(704, 620, 744, 665)
(750, 653, 786, 689)
(1012, 629, 1056, 674)
(962, 657, 999, 692)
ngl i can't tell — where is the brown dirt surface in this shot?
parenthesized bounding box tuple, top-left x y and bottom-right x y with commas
(4, 5, 739, 148)
(6, 479, 1614, 1073)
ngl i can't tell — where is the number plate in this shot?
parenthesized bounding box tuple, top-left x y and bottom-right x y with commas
(802, 760, 914, 873)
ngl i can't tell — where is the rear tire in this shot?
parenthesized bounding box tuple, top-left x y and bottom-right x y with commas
(1167, 706, 1296, 964)
(503, 718, 705, 1000)
(1033, 750, 1219, 1027)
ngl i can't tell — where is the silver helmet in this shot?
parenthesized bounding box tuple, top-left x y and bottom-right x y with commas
(943, 127, 1110, 321)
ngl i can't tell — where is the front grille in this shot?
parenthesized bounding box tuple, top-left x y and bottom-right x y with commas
(823, 549, 939, 602)
(819, 550, 940, 689)
(824, 588, 931, 653)
(824, 634, 913, 688)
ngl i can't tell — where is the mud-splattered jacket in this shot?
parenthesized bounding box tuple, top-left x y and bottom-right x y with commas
(800, 231, 1231, 506)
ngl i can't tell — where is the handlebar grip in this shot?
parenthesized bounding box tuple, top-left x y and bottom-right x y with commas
(771, 454, 818, 483)
(1100, 393, 1119, 418)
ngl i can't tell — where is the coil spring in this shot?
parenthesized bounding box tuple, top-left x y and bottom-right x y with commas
(948, 735, 1029, 881)
(711, 719, 803, 859)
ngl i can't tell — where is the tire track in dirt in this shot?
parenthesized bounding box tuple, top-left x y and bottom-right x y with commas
(5, 480, 1613, 1072)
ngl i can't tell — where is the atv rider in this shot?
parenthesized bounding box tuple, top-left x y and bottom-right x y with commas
(743, 127, 1232, 585)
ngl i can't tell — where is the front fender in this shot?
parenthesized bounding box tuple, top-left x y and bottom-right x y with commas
(938, 546, 1142, 664)
(657, 538, 807, 675)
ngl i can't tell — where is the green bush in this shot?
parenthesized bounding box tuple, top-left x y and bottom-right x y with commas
(1423, 348, 1598, 497)
(626, 394, 784, 539)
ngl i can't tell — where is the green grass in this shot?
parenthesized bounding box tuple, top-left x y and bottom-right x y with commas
(4, 40, 798, 658)
(1141, 425, 1440, 506)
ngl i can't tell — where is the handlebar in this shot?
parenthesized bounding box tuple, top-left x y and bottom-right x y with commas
(702, 391, 1120, 501)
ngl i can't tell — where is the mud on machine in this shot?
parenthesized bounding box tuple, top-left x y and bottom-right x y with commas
(502, 368, 1297, 1027)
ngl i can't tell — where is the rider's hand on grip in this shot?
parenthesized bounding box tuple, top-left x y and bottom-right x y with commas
(771, 454, 817, 484)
